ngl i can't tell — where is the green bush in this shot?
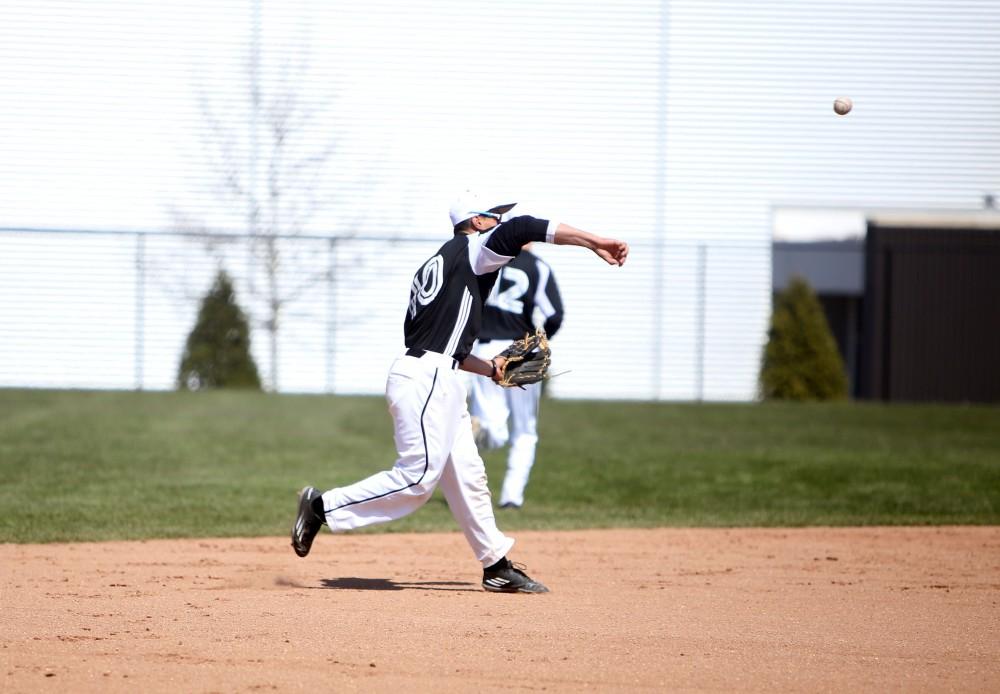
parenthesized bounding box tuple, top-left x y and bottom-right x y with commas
(177, 270, 262, 390)
(760, 276, 848, 401)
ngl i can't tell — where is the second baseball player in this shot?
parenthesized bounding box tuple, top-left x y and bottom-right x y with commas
(469, 243, 564, 509)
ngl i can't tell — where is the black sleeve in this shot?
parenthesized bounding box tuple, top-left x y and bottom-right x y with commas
(540, 266, 564, 339)
(543, 317, 563, 340)
(483, 215, 548, 258)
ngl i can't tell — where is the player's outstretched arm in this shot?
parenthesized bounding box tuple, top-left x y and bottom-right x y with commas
(552, 224, 629, 266)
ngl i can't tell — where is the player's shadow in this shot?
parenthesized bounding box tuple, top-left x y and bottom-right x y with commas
(319, 577, 478, 592)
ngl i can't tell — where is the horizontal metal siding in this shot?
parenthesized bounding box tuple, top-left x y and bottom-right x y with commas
(2, 2, 998, 399)
(665, 0, 1000, 229)
(662, 0, 1000, 399)
(0, 232, 140, 388)
(1, 1, 670, 240)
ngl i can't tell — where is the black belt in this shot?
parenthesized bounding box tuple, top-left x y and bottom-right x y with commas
(406, 347, 458, 370)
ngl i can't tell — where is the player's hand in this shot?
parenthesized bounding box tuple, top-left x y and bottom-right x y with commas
(594, 238, 629, 266)
(490, 356, 508, 382)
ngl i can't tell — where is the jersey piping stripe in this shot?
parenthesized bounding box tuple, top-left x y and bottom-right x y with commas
(533, 259, 557, 319)
(326, 368, 439, 512)
(443, 286, 472, 359)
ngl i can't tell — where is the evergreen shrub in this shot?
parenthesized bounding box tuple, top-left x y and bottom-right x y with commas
(760, 275, 848, 401)
(177, 271, 262, 390)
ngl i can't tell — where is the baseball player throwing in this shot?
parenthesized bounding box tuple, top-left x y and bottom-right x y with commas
(291, 191, 628, 593)
(470, 244, 564, 509)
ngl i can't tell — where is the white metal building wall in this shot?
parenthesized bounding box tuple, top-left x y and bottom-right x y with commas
(660, 0, 1000, 399)
(1, 1, 998, 399)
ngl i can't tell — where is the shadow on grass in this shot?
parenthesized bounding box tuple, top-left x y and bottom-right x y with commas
(318, 577, 478, 592)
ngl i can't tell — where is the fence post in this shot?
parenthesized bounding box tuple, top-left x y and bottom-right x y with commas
(652, 248, 663, 401)
(696, 243, 707, 402)
(326, 237, 337, 393)
(135, 232, 146, 390)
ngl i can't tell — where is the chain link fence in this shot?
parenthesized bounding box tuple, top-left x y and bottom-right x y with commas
(0, 227, 771, 400)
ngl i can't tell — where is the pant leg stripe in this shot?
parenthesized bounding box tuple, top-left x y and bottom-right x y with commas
(328, 368, 439, 512)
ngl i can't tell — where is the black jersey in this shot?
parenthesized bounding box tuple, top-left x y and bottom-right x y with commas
(478, 249, 564, 342)
(404, 215, 552, 362)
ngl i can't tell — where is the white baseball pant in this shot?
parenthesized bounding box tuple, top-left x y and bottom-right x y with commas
(320, 351, 515, 568)
(469, 339, 542, 508)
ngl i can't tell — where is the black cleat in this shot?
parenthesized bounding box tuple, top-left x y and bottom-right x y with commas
(291, 486, 324, 558)
(482, 559, 549, 594)
(499, 502, 521, 510)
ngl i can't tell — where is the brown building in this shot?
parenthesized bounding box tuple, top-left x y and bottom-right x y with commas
(774, 213, 1000, 404)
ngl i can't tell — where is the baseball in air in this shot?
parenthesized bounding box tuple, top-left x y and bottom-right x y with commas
(833, 97, 853, 115)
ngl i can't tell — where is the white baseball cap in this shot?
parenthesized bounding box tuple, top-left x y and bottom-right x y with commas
(449, 190, 517, 227)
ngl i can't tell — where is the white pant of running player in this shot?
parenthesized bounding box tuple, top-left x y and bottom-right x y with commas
(469, 339, 542, 508)
(320, 351, 515, 568)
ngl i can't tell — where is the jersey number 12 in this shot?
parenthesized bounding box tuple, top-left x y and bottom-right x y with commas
(486, 266, 529, 315)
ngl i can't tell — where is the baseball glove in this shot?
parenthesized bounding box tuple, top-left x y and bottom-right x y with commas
(494, 328, 551, 388)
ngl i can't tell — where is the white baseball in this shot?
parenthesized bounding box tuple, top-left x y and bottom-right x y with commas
(833, 97, 853, 115)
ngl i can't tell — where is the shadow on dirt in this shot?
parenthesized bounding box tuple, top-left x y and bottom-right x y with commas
(319, 577, 479, 592)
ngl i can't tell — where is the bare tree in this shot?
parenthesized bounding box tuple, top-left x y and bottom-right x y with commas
(169, 18, 370, 391)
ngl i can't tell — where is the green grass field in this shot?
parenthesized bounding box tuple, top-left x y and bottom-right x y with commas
(0, 389, 997, 543)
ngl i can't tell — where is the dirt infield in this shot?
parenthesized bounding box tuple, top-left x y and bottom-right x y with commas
(2, 527, 998, 693)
